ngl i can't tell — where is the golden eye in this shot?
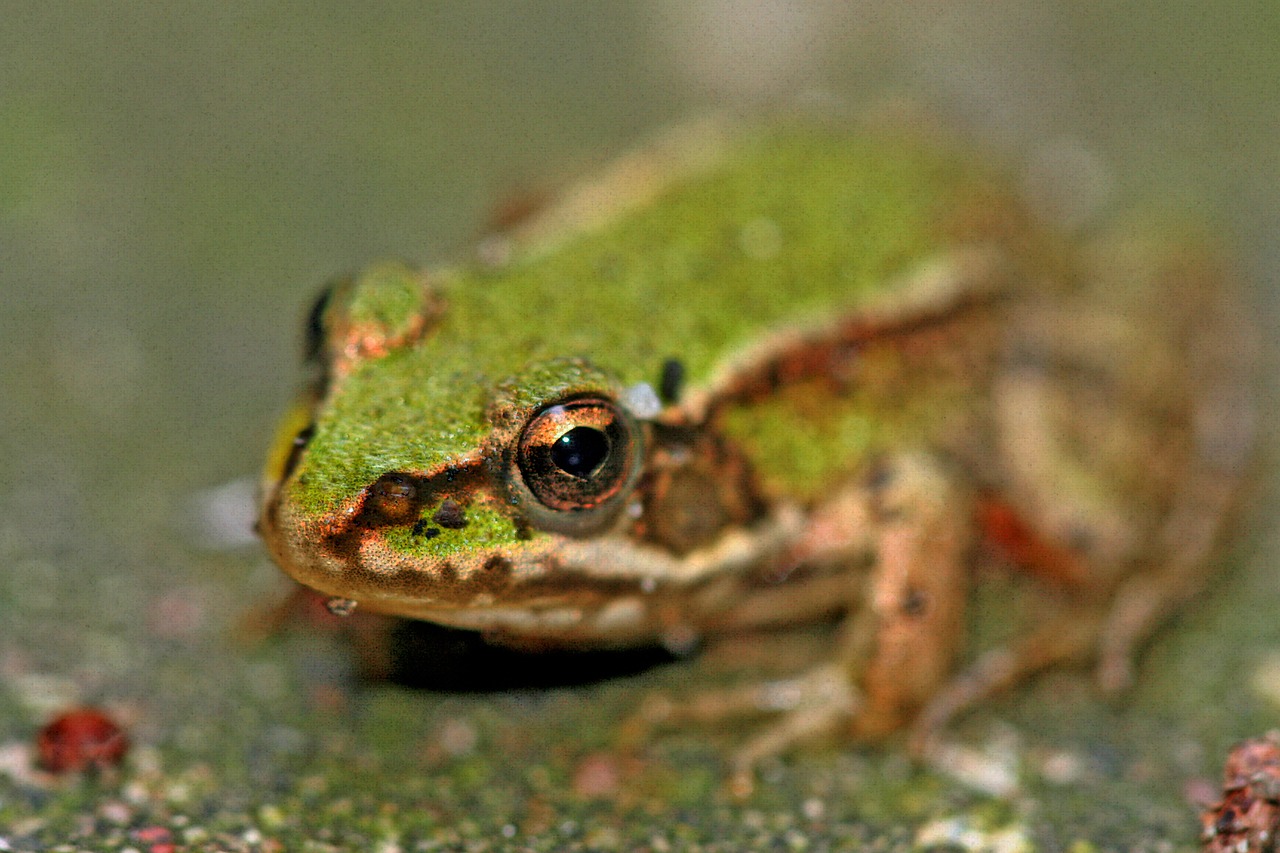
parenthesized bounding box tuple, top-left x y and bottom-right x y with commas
(514, 397, 639, 521)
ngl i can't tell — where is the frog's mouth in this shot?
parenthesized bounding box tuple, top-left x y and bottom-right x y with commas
(267, 465, 812, 642)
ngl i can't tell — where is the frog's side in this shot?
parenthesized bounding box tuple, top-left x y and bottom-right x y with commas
(259, 119, 1253, 774)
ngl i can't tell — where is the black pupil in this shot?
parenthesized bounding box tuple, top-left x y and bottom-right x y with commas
(550, 427, 609, 479)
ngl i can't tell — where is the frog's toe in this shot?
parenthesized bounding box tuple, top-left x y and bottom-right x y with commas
(634, 663, 860, 795)
(725, 665, 859, 791)
(908, 608, 1104, 756)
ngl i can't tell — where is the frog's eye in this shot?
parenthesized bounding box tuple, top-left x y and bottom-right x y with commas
(513, 397, 641, 529)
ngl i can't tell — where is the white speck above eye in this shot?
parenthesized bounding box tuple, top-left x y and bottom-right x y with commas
(622, 382, 662, 419)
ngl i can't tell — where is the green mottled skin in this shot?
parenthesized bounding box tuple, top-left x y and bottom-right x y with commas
(722, 365, 981, 503)
(335, 263, 431, 343)
(288, 124, 1011, 554)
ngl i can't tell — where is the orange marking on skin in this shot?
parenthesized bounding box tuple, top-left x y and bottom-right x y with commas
(976, 494, 1089, 589)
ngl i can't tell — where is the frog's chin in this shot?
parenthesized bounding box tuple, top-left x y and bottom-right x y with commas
(375, 598, 663, 646)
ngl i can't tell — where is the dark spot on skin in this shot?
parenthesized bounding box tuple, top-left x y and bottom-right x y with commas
(437, 561, 458, 585)
(765, 360, 783, 389)
(320, 462, 491, 564)
(475, 555, 514, 592)
(513, 518, 533, 541)
(865, 458, 895, 493)
(866, 459, 908, 521)
(433, 499, 468, 529)
(411, 520, 441, 539)
(1067, 524, 1095, 554)
(901, 588, 929, 618)
(659, 357, 685, 403)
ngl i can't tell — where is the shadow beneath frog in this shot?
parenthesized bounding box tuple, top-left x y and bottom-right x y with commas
(367, 618, 682, 692)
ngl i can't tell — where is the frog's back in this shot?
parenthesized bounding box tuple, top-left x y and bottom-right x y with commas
(304, 123, 1045, 511)
(457, 123, 1028, 392)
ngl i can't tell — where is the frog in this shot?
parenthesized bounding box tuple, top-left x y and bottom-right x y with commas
(258, 115, 1254, 787)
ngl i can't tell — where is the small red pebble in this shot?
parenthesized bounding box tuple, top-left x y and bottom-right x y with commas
(133, 828, 176, 853)
(35, 707, 129, 773)
(134, 826, 171, 843)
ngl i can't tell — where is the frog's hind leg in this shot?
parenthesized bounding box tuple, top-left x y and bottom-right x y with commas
(911, 428, 1247, 756)
(908, 600, 1104, 755)
(1093, 309, 1256, 692)
(911, 403, 1247, 754)
(914, 239, 1257, 750)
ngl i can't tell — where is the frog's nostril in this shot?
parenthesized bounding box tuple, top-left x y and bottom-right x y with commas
(432, 499, 469, 530)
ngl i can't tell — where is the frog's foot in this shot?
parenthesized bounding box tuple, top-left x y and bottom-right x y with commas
(1096, 362, 1253, 694)
(912, 465, 1245, 755)
(1095, 454, 1246, 693)
(913, 488, 1242, 755)
(637, 662, 860, 797)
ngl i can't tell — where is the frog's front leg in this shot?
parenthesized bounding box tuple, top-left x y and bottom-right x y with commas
(833, 452, 972, 739)
(648, 452, 973, 790)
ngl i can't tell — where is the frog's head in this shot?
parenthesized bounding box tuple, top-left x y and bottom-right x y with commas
(260, 262, 665, 633)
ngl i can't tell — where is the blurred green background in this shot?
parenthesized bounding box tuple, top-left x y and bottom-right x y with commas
(1, 4, 1276, 850)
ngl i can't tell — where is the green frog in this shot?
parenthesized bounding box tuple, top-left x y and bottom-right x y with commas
(258, 116, 1253, 785)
